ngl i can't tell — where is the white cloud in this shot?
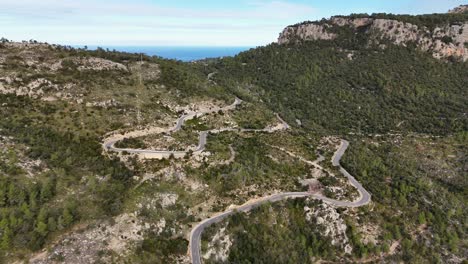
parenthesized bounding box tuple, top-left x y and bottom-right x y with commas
(0, 0, 315, 20)
(0, 0, 316, 45)
(246, 0, 316, 19)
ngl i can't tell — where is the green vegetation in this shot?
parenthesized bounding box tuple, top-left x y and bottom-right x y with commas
(342, 135, 467, 262)
(296, 12, 468, 31)
(115, 137, 147, 149)
(198, 12, 467, 263)
(0, 94, 132, 256)
(0, 173, 77, 251)
(189, 134, 310, 201)
(203, 135, 466, 263)
(124, 181, 203, 263)
(231, 103, 276, 129)
(209, 41, 467, 135)
(203, 199, 343, 263)
(0, 10, 467, 263)
(131, 234, 188, 264)
(185, 117, 210, 131)
(342, 12, 468, 31)
(115, 129, 199, 151)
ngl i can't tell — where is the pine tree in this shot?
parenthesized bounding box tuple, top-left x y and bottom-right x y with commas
(418, 212, 426, 225)
(8, 211, 18, 230)
(0, 227, 11, 250)
(29, 185, 39, 212)
(37, 208, 47, 223)
(40, 178, 55, 203)
(35, 221, 48, 237)
(0, 215, 8, 231)
(35, 208, 49, 237)
(62, 208, 73, 227)
(20, 202, 33, 220)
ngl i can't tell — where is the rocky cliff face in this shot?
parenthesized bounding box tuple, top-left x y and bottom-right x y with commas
(278, 23, 336, 44)
(278, 16, 468, 61)
(449, 5, 468, 14)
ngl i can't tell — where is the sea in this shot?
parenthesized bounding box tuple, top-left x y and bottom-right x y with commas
(76, 46, 252, 62)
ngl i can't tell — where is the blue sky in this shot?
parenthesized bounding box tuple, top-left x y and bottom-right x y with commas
(0, 0, 466, 46)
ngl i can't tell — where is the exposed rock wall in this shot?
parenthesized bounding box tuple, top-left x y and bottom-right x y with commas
(449, 5, 468, 14)
(278, 17, 468, 61)
(278, 23, 336, 44)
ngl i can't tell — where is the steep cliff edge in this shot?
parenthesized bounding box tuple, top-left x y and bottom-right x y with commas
(278, 12, 468, 61)
(449, 5, 468, 14)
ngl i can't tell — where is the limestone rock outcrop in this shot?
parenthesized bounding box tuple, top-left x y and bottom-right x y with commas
(278, 15, 468, 61)
(449, 5, 468, 14)
(278, 23, 336, 44)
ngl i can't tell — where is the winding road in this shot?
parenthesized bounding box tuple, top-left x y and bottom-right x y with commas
(101, 98, 371, 264)
(103, 98, 241, 158)
(103, 97, 288, 159)
(189, 140, 371, 264)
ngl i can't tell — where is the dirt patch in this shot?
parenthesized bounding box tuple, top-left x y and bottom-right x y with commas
(203, 226, 232, 262)
(29, 213, 155, 264)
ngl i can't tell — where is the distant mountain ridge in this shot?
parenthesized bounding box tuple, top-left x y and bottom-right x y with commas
(278, 10, 468, 61)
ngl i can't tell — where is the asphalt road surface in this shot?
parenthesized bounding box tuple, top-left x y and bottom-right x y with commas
(104, 97, 288, 157)
(101, 98, 370, 264)
(189, 140, 371, 264)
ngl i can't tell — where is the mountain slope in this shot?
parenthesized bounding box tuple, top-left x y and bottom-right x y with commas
(279, 13, 468, 61)
(207, 12, 468, 135)
(0, 8, 466, 264)
(198, 10, 467, 264)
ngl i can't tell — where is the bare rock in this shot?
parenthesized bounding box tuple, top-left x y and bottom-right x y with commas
(203, 226, 232, 262)
(278, 23, 336, 44)
(278, 17, 468, 61)
(304, 201, 351, 253)
(449, 5, 468, 14)
(75, 57, 128, 72)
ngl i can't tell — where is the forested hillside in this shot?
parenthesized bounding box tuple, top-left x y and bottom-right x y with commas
(199, 11, 468, 264)
(0, 42, 237, 262)
(206, 13, 468, 135)
(0, 9, 467, 264)
(215, 44, 466, 134)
